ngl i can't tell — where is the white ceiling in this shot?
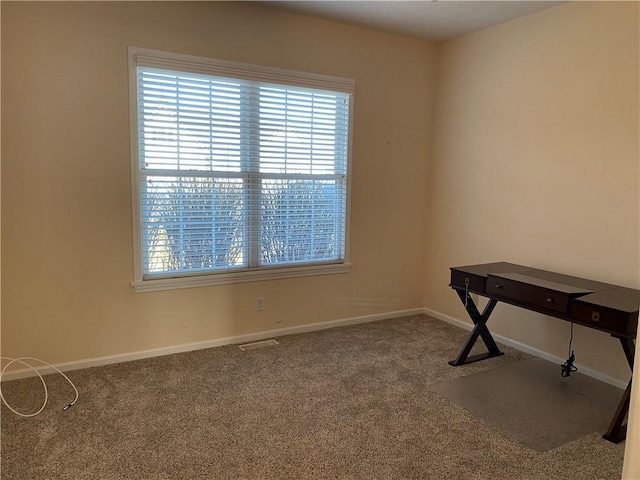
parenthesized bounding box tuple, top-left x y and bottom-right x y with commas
(262, 1, 567, 42)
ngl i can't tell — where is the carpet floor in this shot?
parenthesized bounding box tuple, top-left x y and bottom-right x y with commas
(0, 315, 626, 479)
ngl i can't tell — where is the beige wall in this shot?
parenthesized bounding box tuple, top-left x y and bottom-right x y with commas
(1, 2, 433, 364)
(427, 1, 639, 383)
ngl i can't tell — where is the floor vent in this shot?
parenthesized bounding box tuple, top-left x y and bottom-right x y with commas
(238, 339, 279, 351)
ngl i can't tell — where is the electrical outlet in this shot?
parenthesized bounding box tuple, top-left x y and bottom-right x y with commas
(256, 297, 264, 311)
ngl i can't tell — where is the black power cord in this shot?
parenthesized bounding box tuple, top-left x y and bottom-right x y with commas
(561, 322, 578, 377)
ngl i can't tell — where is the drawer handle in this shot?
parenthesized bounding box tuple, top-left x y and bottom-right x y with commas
(495, 284, 503, 289)
(546, 298, 554, 303)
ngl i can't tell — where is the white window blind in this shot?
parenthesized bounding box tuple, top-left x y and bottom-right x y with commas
(129, 48, 354, 289)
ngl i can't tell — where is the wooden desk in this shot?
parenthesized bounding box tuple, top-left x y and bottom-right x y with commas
(449, 262, 639, 444)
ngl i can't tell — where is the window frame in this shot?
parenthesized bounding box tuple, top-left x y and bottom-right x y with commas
(128, 47, 354, 293)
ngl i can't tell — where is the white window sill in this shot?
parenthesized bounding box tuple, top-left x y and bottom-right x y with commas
(131, 262, 351, 293)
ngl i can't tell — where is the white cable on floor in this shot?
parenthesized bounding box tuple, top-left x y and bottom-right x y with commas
(0, 357, 79, 417)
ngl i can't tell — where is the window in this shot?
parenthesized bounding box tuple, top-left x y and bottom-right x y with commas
(129, 48, 354, 292)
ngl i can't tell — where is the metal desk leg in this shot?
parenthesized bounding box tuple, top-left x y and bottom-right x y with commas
(603, 337, 635, 443)
(448, 289, 504, 366)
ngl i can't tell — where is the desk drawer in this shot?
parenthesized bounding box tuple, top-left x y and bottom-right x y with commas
(569, 302, 628, 333)
(486, 274, 569, 313)
(450, 269, 486, 294)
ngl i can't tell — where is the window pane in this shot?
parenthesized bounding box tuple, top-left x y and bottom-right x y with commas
(259, 87, 348, 175)
(139, 70, 243, 173)
(141, 176, 245, 273)
(260, 179, 344, 265)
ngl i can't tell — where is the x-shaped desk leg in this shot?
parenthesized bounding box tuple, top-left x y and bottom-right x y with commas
(603, 336, 635, 443)
(449, 289, 504, 366)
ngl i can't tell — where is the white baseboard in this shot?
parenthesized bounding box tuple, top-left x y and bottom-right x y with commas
(2, 306, 628, 390)
(423, 307, 629, 390)
(1, 308, 425, 381)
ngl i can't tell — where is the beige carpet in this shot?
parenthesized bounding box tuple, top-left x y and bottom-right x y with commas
(430, 357, 624, 452)
(0, 315, 626, 479)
